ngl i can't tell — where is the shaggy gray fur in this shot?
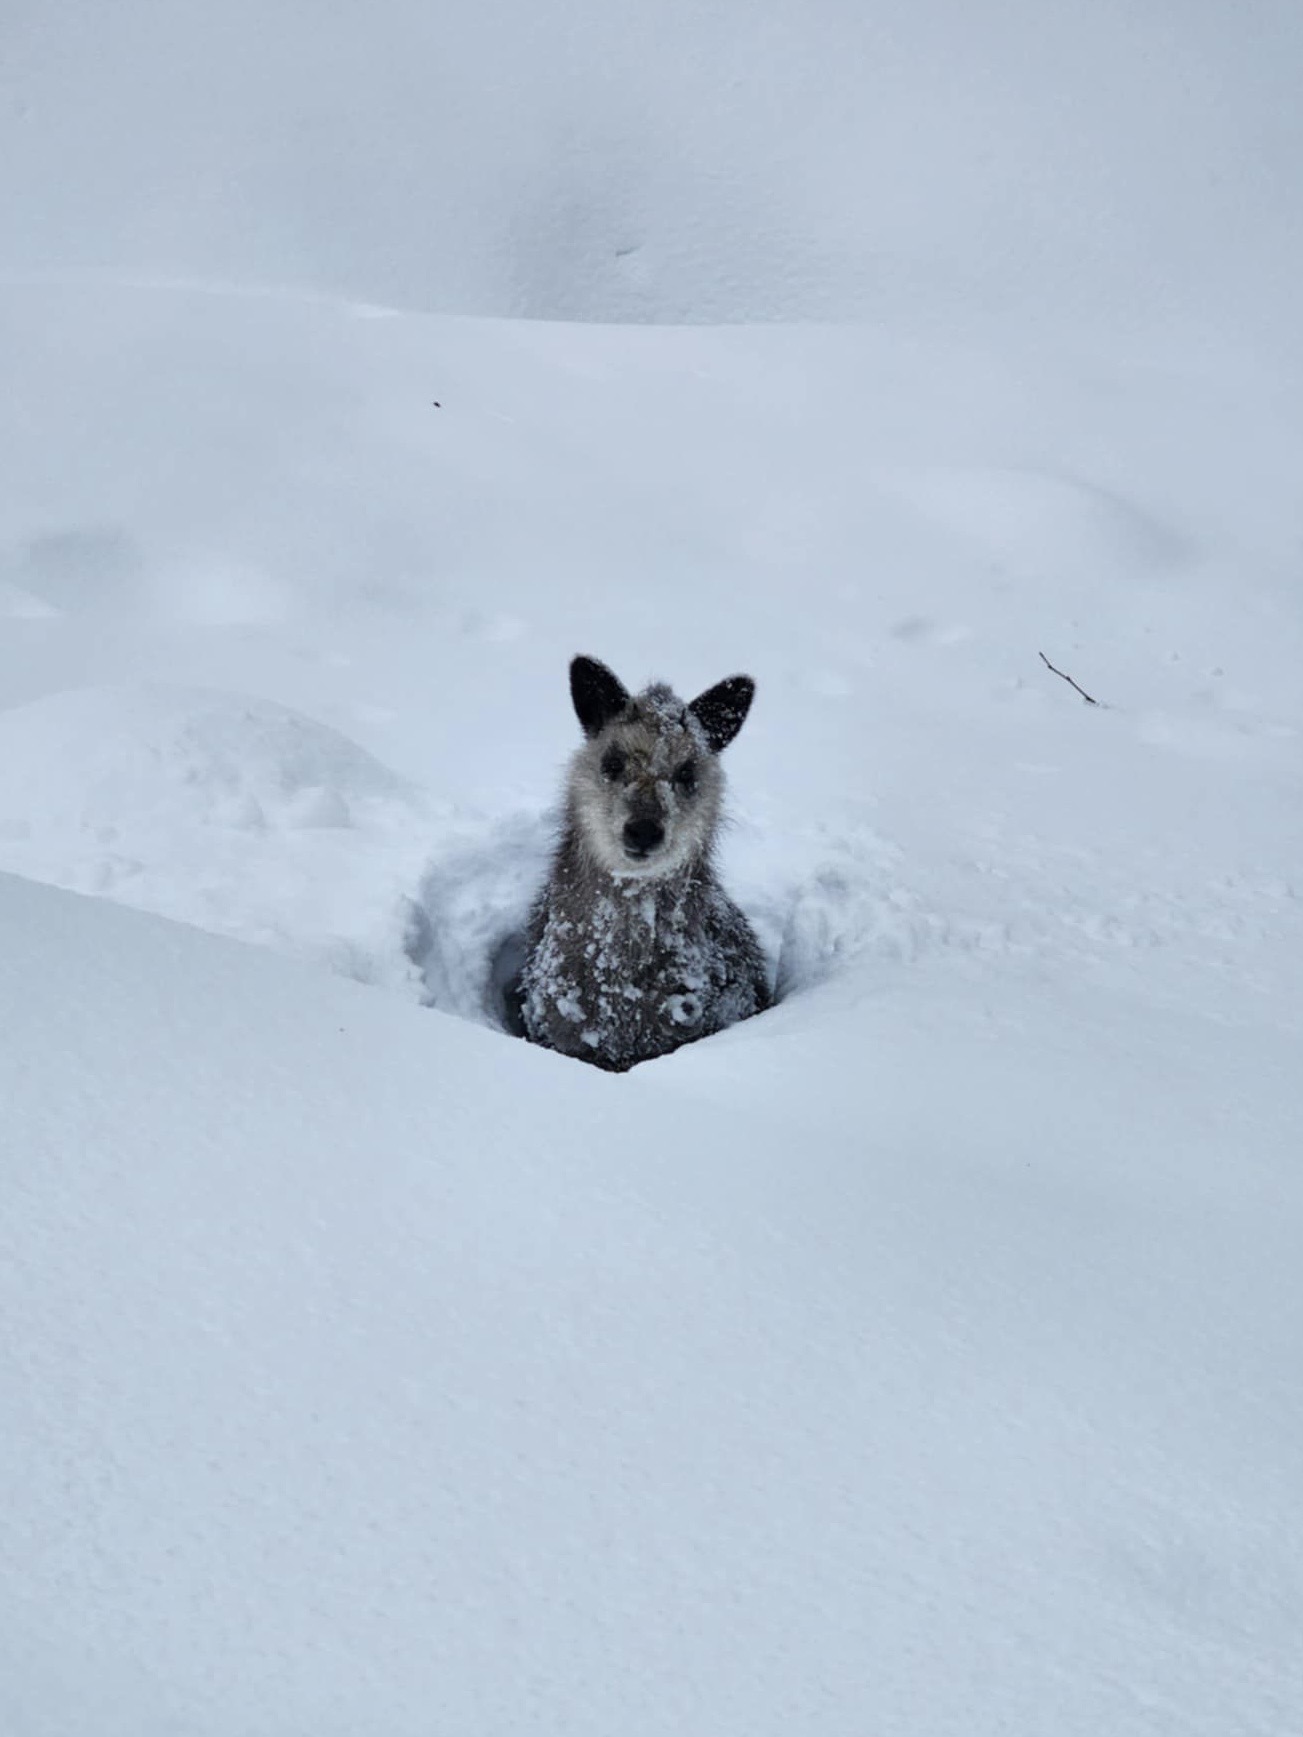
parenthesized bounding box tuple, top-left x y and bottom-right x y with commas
(517, 657, 770, 1071)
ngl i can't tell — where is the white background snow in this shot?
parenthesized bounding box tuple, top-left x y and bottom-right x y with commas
(2, 3, 1302, 1732)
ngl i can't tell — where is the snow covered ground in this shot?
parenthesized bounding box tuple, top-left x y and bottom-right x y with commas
(7, 0, 1303, 347)
(3, 3, 1303, 1732)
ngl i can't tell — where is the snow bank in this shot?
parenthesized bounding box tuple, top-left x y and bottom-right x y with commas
(0, 684, 432, 991)
(4, 869, 1301, 1736)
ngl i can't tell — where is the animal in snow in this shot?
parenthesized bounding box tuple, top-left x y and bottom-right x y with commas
(516, 654, 771, 1071)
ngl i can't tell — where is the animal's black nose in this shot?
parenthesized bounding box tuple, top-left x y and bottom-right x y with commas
(623, 816, 664, 857)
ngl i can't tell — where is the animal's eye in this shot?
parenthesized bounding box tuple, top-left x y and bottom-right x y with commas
(673, 760, 698, 795)
(600, 747, 627, 781)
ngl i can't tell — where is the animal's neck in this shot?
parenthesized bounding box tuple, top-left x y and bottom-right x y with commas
(560, 820, 710, 907)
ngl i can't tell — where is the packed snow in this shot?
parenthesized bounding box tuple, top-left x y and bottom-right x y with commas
(3, 2, 1303, 1732)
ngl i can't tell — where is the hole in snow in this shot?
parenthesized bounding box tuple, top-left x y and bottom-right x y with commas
(410, 810, 918, 1057)
(488, 930, 529, 1038)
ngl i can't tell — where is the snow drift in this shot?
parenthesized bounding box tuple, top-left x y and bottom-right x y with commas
(4, 869, 1302, 1736)
(4, 0, 1303, 346)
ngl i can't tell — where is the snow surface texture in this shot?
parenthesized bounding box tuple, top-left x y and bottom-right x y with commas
(5, 0, 1303, 353)
(3, 4, 1303, 1731)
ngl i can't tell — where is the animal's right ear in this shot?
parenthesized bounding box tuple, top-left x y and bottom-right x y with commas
(570, 656, 630, 738)
(688, 674, 755, 753)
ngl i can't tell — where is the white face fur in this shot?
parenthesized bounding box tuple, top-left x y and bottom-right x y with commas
(569, 687, 725, 881)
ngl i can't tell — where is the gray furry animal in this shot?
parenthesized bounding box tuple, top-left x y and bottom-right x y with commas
(516, 655, 771, 1071)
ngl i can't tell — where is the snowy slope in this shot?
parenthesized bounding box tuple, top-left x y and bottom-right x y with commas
(4, 870, 1302, 1737)
(5, 0, 1303, 347)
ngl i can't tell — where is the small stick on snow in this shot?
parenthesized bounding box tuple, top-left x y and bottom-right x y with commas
(1039, 651, 1100, 706)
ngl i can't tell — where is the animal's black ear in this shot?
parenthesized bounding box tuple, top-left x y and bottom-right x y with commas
(688, 674, 755, 754)
(570, 656, 630, 738)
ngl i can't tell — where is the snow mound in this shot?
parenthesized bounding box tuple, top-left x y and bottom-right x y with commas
(0, 683, 410, 832)
(0, 685, 433, 990)
(413, 808, 554, 1025)
(882, 465, 1190, 584)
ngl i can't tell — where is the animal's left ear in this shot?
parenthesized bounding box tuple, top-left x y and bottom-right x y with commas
(688, 675, 755, 754)
(570, 655, 631, 738)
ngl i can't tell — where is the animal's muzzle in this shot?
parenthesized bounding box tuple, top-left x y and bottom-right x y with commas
(623, 816, 665, 858)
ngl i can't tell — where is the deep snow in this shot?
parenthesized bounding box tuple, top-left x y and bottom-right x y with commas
(2, 273, 1300, 1737)
(5, 871, 1302, 1737)
(1, 282, 1300, 1031)
(3, 2, 1303, 1731)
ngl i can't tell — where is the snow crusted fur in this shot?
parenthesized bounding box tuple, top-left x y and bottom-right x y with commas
(518, 655, 771, 1071)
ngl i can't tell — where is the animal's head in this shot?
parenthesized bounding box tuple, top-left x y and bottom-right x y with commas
(566, 654, 756, 879)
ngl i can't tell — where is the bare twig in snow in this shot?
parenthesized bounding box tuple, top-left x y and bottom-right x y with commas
(1039, 651, 1100, 706)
